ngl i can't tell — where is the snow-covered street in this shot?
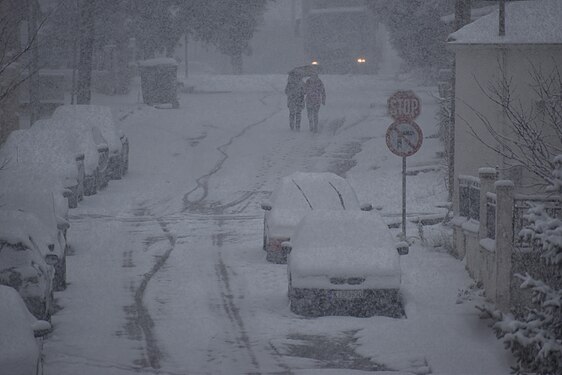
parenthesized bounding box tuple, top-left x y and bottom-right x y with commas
(38, 72, 514, 375)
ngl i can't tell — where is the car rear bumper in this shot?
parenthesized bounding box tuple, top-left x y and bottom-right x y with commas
(289, 287, 403, 318)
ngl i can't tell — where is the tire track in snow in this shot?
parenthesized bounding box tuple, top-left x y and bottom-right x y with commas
(182, 97, 283, 214)
(126, 211, 176, 370)
(214, 253, 260, 370)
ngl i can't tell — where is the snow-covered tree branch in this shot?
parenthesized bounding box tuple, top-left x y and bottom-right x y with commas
(465, 62, 562, 188)
(478, 158, 562, 374)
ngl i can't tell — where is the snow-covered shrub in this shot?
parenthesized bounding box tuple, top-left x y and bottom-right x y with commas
(479, 157, 562, 375)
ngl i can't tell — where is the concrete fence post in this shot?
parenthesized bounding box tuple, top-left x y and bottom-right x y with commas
(479, 168, 497, 240)
(494, 180, 514, 312)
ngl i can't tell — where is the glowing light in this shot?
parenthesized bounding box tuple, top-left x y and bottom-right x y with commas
(357, 57, 366, 64)
(311, 61, 319, 65)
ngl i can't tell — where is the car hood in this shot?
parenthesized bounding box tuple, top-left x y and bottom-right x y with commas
(267, 208, 309, 238)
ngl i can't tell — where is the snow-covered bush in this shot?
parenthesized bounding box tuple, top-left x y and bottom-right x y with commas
(479, 157, 562, 375)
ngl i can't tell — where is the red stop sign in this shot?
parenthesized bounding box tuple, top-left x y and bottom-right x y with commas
(387, 90, 421, 121)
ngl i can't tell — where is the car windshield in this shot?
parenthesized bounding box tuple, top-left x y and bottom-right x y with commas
(272, 175, 360, 211)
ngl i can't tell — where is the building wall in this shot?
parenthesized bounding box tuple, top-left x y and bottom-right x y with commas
(453, 46, 503, 212)
(453, 44, 562, 211)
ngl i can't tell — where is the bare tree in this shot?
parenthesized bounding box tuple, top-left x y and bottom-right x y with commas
(0, 0, 50, 104)
(464, 61, 562, 188)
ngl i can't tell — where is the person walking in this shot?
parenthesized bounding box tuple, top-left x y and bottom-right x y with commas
(304, 73, 326, 133)
(285, 74, 305, 131)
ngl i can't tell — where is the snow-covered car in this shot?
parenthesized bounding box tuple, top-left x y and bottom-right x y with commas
(0, 176, 70, 290)
(0, 285, 51, 375)
(0, 124, 85, 207)
(46, 109, 110, 195)
(52, 104, 129, 181)
(261, 172, 372, 263)
(285, 210, 407, 318)
(0, 210, 56, 321)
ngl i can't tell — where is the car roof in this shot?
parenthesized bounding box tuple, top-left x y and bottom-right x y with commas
(272, 172, 360, 210)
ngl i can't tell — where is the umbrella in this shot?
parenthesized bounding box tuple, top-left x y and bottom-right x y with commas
(288, 64, 320, 78)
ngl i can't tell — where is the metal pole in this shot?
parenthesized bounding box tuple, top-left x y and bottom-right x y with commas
(402, 156, 407, 239)
(499, 0, 505, 36)
(184, 33, 188, 79)
(71, 0, 79, 104)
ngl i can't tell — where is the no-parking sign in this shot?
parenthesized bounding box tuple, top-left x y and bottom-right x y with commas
(385, 120, 423, 157)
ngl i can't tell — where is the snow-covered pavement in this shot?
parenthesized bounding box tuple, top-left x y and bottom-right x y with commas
(43, 73, 513, 374)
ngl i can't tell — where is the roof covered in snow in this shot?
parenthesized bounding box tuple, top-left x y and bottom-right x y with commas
(448, 0, 562, 45)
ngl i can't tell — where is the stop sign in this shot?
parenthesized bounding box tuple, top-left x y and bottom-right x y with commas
(387, 90, 421, 121)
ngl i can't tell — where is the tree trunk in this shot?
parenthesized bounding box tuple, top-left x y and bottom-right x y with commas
(231, 53, 243, 75)
(27, 0, 40, 125)
(76, 0, 95, 104)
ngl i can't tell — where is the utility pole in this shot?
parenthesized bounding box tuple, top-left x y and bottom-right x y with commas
(71, 0, 79, 104)
(448, 0, 472, 201)
(184, 33, 189, 79)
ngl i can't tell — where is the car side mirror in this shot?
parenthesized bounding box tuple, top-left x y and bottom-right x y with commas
(261, 201, 272, 211)
(396, 241, 409, 255)
(281, 241, 292, 253)
(360, 203, 373, 212)
(32, 320, 52, 337)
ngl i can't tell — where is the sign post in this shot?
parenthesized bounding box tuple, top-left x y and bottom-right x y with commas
(386, 91, 422, 239)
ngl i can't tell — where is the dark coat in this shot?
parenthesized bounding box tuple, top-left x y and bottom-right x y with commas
(285, 77, 305, 111)
(304, 76, 326, 109)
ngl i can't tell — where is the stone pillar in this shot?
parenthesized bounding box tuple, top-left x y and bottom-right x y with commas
(494, 180, 514, 312)
(478, 168, 497, 240)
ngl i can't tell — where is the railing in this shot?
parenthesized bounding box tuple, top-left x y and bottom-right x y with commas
(486, 192, 497, 240)
(458, 175, 480, 221)
(513, 194, 562, 248)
